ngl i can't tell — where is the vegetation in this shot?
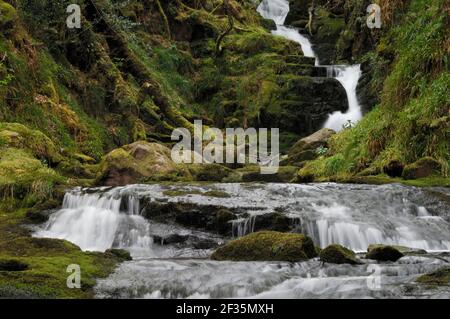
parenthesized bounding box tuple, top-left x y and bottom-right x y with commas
(299, 0, 449, 183)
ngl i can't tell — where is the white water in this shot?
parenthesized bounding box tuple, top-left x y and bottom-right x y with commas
(323, 65, 363, 131)
(34, 190, 153, 253)
(257, 0, 363, 131)
(257, 0, 319, 63)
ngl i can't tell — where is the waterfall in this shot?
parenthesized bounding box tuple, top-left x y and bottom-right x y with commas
(257, 0, 363, 131)
(34, 189, 152, 253)
(323, 65, 363, 131)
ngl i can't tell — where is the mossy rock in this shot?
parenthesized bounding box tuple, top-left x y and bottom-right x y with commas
(0, 0, 17, 29)
(0, 123, 63, 164)
(211, 231, 317, 262)
(105, 249, 132, 261)
(238, 165, 298, 183)
(402, 157, 442, 180)
(416, 267, 450, 286)
(0, 259, 29, 271)
(366, 244, 404, 262)
(96, 141, 191, 186)
(319, 244, 360, 265)
(188, 163, 233, 182)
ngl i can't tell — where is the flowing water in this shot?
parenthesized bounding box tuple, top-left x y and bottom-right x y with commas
(258, 0, 363, 131)
(34, 183, 450, 299)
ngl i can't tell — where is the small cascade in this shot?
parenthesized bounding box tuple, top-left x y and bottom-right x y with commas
(323, 65, 363, 131)
(232, 216, 257, 238)
(257, 0, 319, 64)
(34, 189, 152, 253)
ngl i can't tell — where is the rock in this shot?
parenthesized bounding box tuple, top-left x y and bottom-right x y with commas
(188, 163, 234, 182)
(383, 160, 404, 178)
(366, 244, 404, 262)
(320, 244, 360, 264)
(153, 234, 189, 245)
(238, 166, 298, 183)
(211, 231, 317, 262)
(368, 244, 426, 256)
(416, 267, 450, 285)
(253, 213, 294, 233)
(287, 128, 335, 164)
(96, 141, 191, 186)
(0, 259, 29, 271)
(105, 249, 132, 261)
(402, 157, 442, 180)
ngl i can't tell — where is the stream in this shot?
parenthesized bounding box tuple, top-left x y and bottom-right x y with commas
(34, 183, 450, 299)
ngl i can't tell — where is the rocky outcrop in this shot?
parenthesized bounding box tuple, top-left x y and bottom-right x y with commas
(211, 231, 317, 262)
(96, 141, 190, 186)
(366, 244, 404, 262)
(319, 244, 360, 264)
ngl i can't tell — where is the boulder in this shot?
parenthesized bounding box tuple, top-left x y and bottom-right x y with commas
(383, 160, 404, 178)
(366, 244, 404, 262)
(402, 157, 442, 180)
(287, 128, 335, 164)
(211, 231, 317, 262)
(96, 141, 190, 186)
(319, 244, 360, 264)
(416, 267, 450, 285)
(368, 244, 426, 256)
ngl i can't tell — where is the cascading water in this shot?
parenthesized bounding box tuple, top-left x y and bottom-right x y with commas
(257, 0, 363, 131)
(323, 65, 363, 131)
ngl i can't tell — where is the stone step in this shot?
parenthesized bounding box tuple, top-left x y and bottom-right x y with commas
(283, 55, 316, 65)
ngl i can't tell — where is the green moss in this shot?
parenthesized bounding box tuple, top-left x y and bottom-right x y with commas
(0, 148, 65, 209)
(319, 244, 359, 265)
(211, 231, 317, 262)
(416, 267, 450, 286)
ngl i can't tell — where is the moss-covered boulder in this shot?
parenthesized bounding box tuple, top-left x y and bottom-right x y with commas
(366, 244, 404, 262)
(319, 244, 360, 264)
(402, 157, 442, 180)
(96, 141, 190, 186)
(286, 128, 335, 165)
(211, 231, 317, 262)
(238, 165, 298, 182)
(188, 163, 234, 182)
(416, 267, 450, 286)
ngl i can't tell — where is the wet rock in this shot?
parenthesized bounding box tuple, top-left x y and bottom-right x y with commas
(211, 231, 317, 262)
(105, 249, 132, 261)
(320, 244, 360, 265)
(96, 141, 191, 186)
(25, 200, 61, 223)
(253, 213, 293, 233)
(141, 201, 240, 236)
(153, 234, 189, 245)
(416, 267, 450, 285)
(366, 244, 404, 262)
(402, 157, 442, 180)
(368, 244, 426, 256)
(0, 259, 29, 271)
